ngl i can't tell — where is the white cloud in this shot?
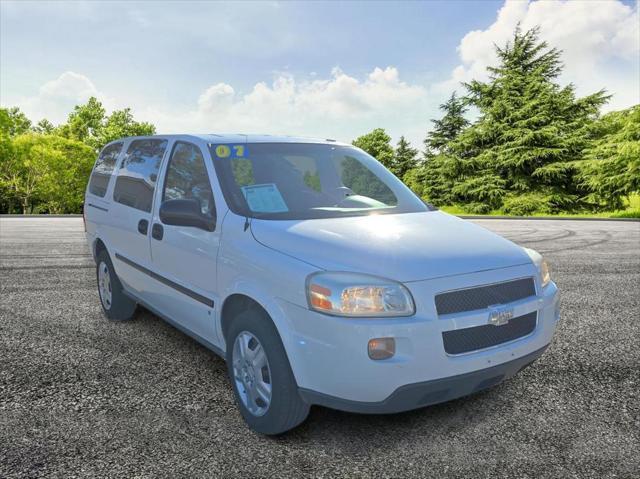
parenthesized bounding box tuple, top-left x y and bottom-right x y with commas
(197, 83, 236, 113)
(38, 71, 98, 102)
(17, 71, 104, 124)
(146, 66, 431, 146)
(8, 67, 432, 146)
(439, 0, 640, 111)
(6, 0, 637, 148)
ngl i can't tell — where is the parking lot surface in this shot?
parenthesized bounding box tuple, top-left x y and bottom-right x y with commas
(1, 217, 638, 478)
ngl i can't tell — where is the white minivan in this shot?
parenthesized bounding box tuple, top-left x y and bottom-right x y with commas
(84, 134, 560, 434)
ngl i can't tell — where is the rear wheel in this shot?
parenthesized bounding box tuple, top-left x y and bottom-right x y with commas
(96, 250, 136, 321)
(226, 307, 310, 435)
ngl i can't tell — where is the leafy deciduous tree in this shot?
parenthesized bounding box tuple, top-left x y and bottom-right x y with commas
(2, 107, 32, 137)
(100, 108, 155, 146)
(57, 97, 106, 149)
(0, 100, 154, 213)
(0, 134, 94, 213)
(352, 128, 395, 170)
(33, 119, 55, 135)
(57, 97, 156, 152)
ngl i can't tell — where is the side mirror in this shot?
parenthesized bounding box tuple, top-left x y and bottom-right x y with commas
(159, 198, 216, 232)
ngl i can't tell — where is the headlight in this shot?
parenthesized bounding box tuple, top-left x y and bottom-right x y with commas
(523, 247, 551, 288)
(306, 272, 415, 317)
(540, 258, 551, 288)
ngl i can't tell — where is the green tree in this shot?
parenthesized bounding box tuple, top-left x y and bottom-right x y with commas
(449, 26, 609, 213)
(58, 97, 106, 149)
(0, 102, 156, 213)
(0, 134, 94, 213)
(58, 97, 156, 152)
(352, 128, 395, 170)
(394, 136, 418, 179)
(340, 156, 396, 205)
(1, 107, 32, 137)
(100, 108, 155, 146)
(424, 92, 469, 158)
(578, 105, 640, 209)
(0, 109, 17, 212)
(413, 93, 471, 206)
(33, 119, 55, 134)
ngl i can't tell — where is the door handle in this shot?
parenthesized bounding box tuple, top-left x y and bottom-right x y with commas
(138, 219, 148, 235)
(152, 223, 164, 241)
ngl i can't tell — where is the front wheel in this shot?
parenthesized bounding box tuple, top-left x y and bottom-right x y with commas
(226, 308, 310, 435)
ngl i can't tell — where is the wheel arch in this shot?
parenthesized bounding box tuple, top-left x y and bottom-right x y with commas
(221, 293, 262, 340)
(93, 237, 108, 262)
(218, 287, 293, 357)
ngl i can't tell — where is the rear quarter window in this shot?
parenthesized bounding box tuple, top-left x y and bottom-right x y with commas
(113, 139, 168, 212)
(88, 142, 123, 197)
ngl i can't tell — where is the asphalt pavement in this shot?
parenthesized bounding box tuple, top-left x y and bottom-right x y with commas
(1, 217, 638, 478)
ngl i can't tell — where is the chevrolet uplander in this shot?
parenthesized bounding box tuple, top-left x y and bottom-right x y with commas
(84, 134, 560, 434)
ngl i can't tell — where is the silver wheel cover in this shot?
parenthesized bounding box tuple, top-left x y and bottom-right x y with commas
(232, 331, 272, 417)
(98, 261, 113, 311)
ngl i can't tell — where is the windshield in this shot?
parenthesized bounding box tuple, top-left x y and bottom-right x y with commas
(210, 142, 430, 220)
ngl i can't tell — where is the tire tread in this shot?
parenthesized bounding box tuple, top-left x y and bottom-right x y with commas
(226, 306, 309, 435)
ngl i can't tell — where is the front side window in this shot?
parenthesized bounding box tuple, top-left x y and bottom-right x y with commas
(113, 139, 168, 212)
(211, 143, 428, 220)
(88, 142, 123, 197)
(163, 142, 215, 218)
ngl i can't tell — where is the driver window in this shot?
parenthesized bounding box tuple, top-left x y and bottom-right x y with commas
(163, 142, 215, 218)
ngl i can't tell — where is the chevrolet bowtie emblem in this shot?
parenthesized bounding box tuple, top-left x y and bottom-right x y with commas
(488, 305, 514, 326)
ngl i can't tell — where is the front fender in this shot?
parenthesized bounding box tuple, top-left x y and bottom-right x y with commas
(217, 213, 319, 383)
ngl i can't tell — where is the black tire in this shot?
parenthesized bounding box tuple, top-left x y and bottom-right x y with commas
(96, 250, 137, 321)
(226, 307, 310, 435)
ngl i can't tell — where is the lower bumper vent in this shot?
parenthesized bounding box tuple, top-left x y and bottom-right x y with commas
(442, 311, 537, 354)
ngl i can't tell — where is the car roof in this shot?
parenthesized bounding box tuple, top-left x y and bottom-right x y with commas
(110, 133, 350, 146)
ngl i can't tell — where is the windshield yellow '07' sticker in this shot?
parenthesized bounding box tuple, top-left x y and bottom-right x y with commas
(213, 144, 246, 159)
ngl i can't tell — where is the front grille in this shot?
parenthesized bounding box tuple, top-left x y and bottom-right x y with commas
(442, 311, 537, 355)
(435, 278, 536, 315)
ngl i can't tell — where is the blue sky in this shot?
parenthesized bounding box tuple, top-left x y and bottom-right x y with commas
(1, 1, 638, 146)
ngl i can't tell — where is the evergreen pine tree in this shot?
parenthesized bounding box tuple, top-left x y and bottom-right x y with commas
(394, 136, 418, 179)
(415, 93, 471, 206)
(449, 26, 609, 213)
(578, 105, 640, 210)
(424, 93, 469, 158)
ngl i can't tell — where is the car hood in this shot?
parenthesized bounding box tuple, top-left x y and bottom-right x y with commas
(250, 211, 532, 282)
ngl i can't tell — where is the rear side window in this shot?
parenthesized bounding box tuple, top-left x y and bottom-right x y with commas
(88, 142, 123, 197)
(113, 139, 168, 212)
(163, 142, 215, 218)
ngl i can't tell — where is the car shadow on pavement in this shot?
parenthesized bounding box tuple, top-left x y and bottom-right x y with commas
(130, 305, 543, 457)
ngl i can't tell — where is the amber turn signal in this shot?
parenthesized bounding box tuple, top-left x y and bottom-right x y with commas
(368, 337, 396, 360)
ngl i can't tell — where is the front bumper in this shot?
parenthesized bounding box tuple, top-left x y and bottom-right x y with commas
(277, 263, 559, 405)
(299, 344, 547, 414)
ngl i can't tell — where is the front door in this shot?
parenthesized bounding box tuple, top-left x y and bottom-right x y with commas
(148, 141, 221, 345)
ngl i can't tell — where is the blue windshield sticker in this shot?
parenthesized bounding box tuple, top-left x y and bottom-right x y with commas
(241, 183, 289, 213)
(213, 144, 247, 159)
